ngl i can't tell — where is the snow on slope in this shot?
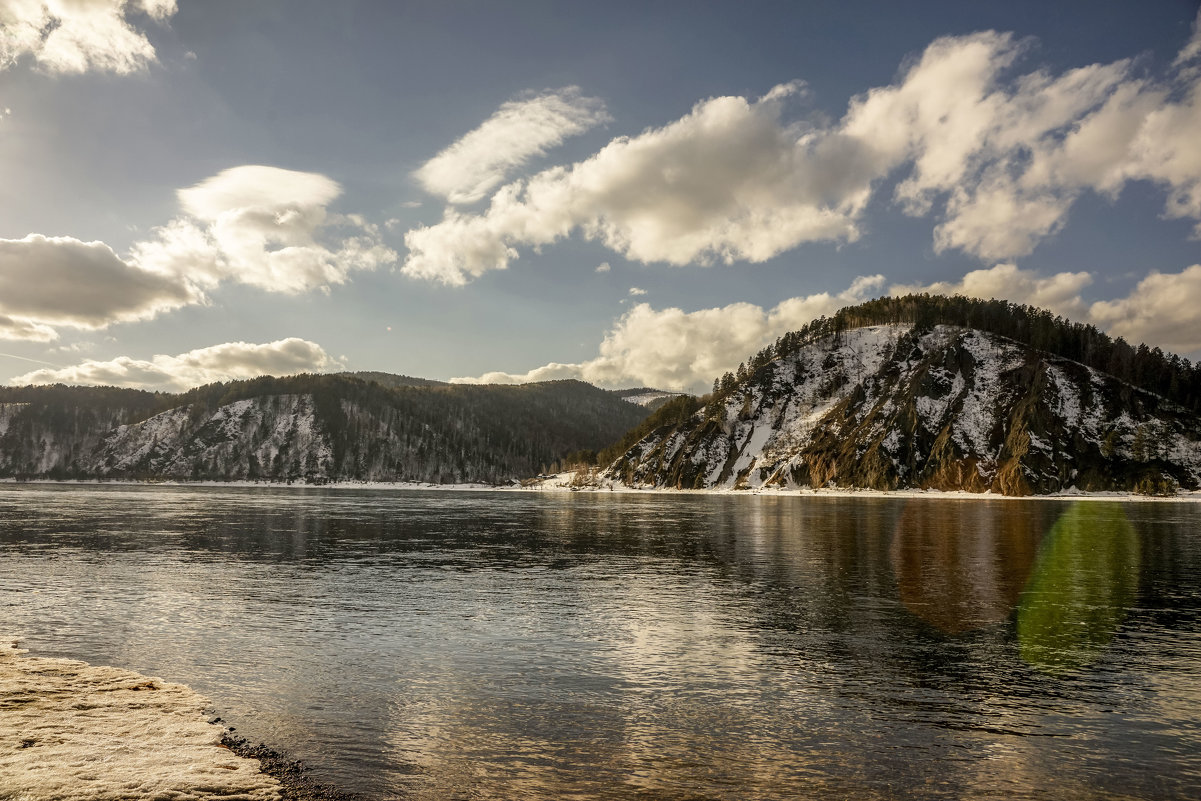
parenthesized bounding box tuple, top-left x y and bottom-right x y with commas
(0, 403, 28, 439)
(607, 324, 1201, 494)
(0, 640, 279, 800)
(96, 394, 333, 479)
(621, 391, 681, 408)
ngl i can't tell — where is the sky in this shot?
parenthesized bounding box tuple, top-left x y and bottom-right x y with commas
(1, 0, 1200, 394)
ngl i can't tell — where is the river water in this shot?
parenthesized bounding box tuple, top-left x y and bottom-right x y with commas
(2, 484, 1199, 800)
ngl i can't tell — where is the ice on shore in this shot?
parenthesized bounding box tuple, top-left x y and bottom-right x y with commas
(0, 640, 279, 801)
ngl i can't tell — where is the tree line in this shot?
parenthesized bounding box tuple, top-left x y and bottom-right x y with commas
(707, 294, 1201, 413)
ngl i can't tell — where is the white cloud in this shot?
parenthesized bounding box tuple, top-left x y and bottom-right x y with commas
(135, 165, 395, 294)
(1089, 265, 1201, 353)
(0, 313, 57, 342)
(454, 275, 884, 392)
(850, 27, 1201, 257)
(0, 234, 195, 330)
(10, 337, 343, 391)
(404, 82, 878, 284)
(890, 263, 1093, 321)
(404, 24, 1201, 280)
(415, 87, 610, 205)
(0, 0, 177, 74)
(0, 167, 394, 342)
(628, 287, 647, 296)
(595, 261, 611, 273)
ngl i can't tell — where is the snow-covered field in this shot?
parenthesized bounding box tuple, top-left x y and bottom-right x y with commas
(0, 640, 278, 800)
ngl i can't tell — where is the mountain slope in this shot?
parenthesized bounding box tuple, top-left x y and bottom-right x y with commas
(605, 320, 1201, 496)
(0, 375, 650, 484)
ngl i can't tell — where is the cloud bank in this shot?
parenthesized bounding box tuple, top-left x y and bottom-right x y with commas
(11, 337, 342, 392)
(0, 0, 176, 74)
(405, 19, 1201, 283)
(456, 276, 885, 391)
(456, 264, 1201, 393)
(0, 234, 195, 338)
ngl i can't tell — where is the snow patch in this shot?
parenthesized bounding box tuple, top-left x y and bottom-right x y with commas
(0, 403, 29, 439)
(621, 391, 681, 407)
(0, 640, 279, 800)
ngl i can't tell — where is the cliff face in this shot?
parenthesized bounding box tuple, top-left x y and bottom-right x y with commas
(604, 325, 1201, 495)
(0, 377, 650, 484)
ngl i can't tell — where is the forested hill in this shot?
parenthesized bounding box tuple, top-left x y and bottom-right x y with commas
(740, 294, 1201, 413)
(0, 374, 650, 484)
(603, 295, 1201, 496)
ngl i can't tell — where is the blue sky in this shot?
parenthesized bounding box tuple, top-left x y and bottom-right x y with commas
(1, 0, 1199, 392)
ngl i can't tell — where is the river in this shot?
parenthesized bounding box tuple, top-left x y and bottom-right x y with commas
(2, 484, 1199, 799)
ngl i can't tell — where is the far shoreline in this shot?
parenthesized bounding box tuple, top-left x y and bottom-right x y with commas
(2, 475, 1200, 502)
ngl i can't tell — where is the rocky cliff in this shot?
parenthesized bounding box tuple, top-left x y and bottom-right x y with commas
(604, 323, 1201, 495)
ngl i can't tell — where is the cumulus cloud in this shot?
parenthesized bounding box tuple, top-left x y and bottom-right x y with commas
(454, 275, 885, 392)
(595, 261, 611, 273)
(0, 234, 195, 330)
(0, 0, 177, 74)
(10, 337, 342, 391)
(414, 87, 610, 205)
(135, 165, 395, 294)
(848, 28, 1201, 256)
(1089, 265, 1201, 353)
(454, 260, 1201, 395)
(404, 82, 878, 284)
(0, 166, 393, 342)
(403, 23, 1201, 281)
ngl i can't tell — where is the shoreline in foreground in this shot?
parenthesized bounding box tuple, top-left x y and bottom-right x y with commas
(2, 475, 1200, 502)
(0, 639, 359, 801)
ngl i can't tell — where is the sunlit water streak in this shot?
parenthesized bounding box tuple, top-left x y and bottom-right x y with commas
(2, 484, 1199, 799)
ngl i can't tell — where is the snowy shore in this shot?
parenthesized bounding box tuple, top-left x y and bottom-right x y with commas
(0, 640, 280, 800)
(3, 475, 1200, 502)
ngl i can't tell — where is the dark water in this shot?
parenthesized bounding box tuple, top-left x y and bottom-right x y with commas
(2, 484, 1200, 800)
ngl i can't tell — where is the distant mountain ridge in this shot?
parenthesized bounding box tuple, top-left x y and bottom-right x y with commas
(602, 296, 1201, 496)
(0, 375, 650, 484)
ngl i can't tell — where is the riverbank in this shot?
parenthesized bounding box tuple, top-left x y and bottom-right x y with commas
(0, 640, 356, 801)
(4, 475, 1200, 502)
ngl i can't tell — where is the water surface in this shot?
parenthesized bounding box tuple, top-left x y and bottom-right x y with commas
(2, 484, 1199, 799)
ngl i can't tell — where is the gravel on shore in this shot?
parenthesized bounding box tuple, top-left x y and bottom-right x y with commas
(219, 732, 364, 801)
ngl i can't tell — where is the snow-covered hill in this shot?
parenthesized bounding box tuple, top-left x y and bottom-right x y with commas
(0, 376, 650, 484)
(605, 324, 1201, 495)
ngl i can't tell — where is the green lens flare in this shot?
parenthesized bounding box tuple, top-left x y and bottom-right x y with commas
(1017, 502, 1140, 674)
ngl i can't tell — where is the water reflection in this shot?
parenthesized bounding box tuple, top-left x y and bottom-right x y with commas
(1017, 502, 1141, 674)
(890, 501, 1047, 634)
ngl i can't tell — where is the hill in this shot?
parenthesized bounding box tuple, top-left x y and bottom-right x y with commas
(603, 295, 1201, 496)
(0, 375, 650, 484)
